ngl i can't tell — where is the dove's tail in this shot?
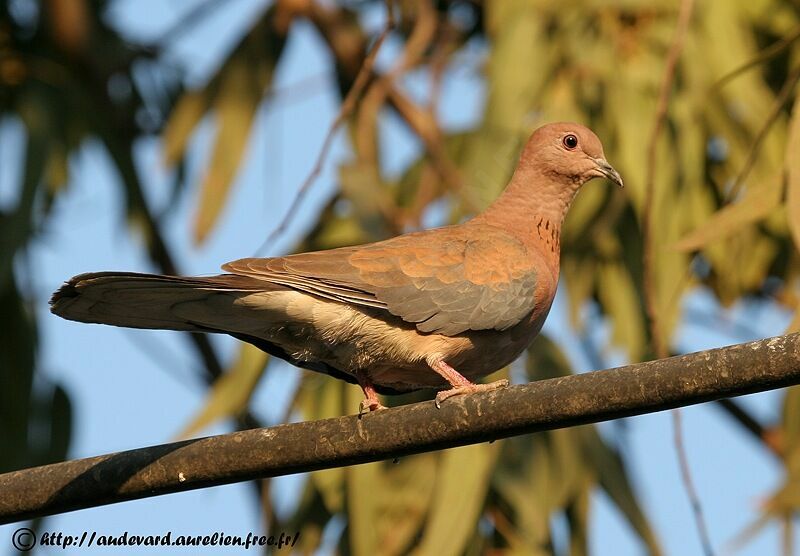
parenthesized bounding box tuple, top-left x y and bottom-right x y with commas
(50, 272, 272, 332)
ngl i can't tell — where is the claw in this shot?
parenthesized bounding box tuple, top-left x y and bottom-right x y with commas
(434, 379, 509, 408)
(355, 371, 386, 416)
(358, 398, 387, 416)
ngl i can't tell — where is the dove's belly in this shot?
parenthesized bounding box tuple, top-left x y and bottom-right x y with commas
(361, 303, 552, 391)
(237, 289, 553, 392)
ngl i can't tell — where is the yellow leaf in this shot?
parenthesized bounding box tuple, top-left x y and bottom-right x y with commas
(346, 385, 436, 556)
(673, 175, 783, 251)
(162, 91, 211, 167)
(163, 9, 287, 243)
(193, 59, 262, 244)
(787, 308, 800, 334)
(597, 260, 646, 360)
(307, 380, 348, 513)
(177, 343, 268, 439)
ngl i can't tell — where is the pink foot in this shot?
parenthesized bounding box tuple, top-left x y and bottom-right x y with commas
(434, 379, 509, 408)
(428, 358, 509, 408)
(355, 372, 387, 415)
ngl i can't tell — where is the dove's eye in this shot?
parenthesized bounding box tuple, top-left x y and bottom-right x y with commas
(562, 134, 578, 150)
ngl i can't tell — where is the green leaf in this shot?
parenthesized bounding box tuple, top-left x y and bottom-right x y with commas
(460, 0, 546, 209)
(0, 279, 35, 473)
(785, 94, 800, 253)
(782, 386, 800, 454)
(566, 485, 590, 556)
(581, 427, 662, 555)
(494, 436, 554, 549)
(0, 93, 51, 291)
(561, 254, 597, 331)
(339, 162, 396, 238)
(280, 484, 334, 553)
(412, 443, 499, 556)
(44, 384, 72, 466)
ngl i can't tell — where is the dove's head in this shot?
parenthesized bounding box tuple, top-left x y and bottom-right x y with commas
(480, 122, 622, 232)
(521, 122, 623, 189)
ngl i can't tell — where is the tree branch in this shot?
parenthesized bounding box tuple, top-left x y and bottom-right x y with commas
(2, 333, 800, 524)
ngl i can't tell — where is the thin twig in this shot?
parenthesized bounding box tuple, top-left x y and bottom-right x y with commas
(387, 86, 478, 211)
(724, 64, 800, 201)
(712, 24, 800, 92)
(255, 2, 396, 254)
(672, 409, 714, 553)
(347, 0, 437, 232)
(641, 0, 713, 554)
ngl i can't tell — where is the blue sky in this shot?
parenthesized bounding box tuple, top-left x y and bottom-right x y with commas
(0, 0, 795, 554)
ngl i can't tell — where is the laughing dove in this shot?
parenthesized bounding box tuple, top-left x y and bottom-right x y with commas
(51, 122, 622, 412)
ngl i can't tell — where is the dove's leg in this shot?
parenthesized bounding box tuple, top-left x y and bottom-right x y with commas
(428, 359, 509, 408)
(355, 371, 387, 415)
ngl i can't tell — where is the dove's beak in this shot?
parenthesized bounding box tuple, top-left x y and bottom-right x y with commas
(593, 158, 624, 188)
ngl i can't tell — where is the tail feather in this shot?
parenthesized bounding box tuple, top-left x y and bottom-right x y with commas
(50, 272, 271, 332)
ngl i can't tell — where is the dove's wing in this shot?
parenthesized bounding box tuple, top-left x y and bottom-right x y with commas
(222, 224, 538, 336)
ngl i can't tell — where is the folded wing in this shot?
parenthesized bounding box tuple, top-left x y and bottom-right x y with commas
(223, 225, 538, 336)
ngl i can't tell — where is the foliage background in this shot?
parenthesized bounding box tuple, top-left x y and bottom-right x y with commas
(2, 0, 800, 554)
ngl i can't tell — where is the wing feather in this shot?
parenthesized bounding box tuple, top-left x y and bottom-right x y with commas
(223, 224, 538, 335)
